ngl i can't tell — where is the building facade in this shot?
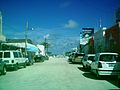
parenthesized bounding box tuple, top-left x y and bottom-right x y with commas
(105, 22, 120, 53)
(94, 28, 106, 53)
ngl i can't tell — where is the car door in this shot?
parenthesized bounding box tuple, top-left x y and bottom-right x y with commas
(0, 52, 3, 70)
(18, 52, 25, 64)
(91, 55, 98, 73)
(13, 51, 20, 64)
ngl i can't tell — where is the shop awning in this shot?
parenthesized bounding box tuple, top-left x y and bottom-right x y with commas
(2, 43, 39, 52)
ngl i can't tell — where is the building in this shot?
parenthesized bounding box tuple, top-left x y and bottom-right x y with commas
(105, 22, 120, 53)
(94, 28, 106, 53)
(37, 45, 45, 56)
(0, 12, 6, 49)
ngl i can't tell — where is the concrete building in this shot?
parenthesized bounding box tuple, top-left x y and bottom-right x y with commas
(105, 22, 120, 53)
(94, 28, 106, 53)
(37, 45, 45, 56)
(0, 12, 6, 49)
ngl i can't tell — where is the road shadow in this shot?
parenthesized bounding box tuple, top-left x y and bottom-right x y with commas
(69, 62, 81, 65)
(107, 77, 120, 88)
(83, 71, 119, 88)
(78, 66, 120, 88)
(78, 67, 90, 72)
(83, 72, 120, 88)
(82, 72, 100, 80)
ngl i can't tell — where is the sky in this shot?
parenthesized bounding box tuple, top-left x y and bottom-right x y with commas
(0, 0, 120, 54)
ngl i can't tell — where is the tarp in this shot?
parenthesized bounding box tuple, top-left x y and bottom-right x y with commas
(2, 43, 39, 52)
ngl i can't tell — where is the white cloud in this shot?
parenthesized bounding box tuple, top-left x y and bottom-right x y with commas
(59, 2, 71, 8)
(44, 34, 50, 39)
(64, 19, 79, 29)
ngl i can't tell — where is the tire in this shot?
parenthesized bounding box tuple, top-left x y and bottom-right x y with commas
(14, 64, 18, 71)
(1, 66, 7, 75)
(82, 64, 85, 69)
(96, 70, 101, 79)
(23, 63, 26, 68)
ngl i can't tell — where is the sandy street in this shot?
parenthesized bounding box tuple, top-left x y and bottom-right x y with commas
(0, 57, 119, 90)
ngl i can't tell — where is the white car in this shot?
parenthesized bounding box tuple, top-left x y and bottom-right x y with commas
(0, 50, 27, 70)
(91, 53, 120, 78)
(82, 54, 95, 69)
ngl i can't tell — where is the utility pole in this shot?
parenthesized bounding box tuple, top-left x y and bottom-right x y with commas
(0, 11, 2, 35)
(25, 21, 28, 57)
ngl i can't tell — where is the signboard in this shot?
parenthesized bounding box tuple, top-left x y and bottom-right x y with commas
(80, 28, 94, 45)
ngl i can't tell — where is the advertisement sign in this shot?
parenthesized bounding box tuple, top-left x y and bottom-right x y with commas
(80, 28, 94, 45)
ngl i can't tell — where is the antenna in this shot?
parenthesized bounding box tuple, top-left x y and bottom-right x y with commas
(0, 11, 2, 34)
(99, 18, 102, 30)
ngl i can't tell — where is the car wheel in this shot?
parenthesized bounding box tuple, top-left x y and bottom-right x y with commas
(24, 63, 26, 68)
(82, 64, 85, 69)
(14, 64, 18, 71)
(1, 66, 7, 75)
(96, 70, 101, 79)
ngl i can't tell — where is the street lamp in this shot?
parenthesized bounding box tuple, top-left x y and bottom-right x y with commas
(25, 21, 28, 57)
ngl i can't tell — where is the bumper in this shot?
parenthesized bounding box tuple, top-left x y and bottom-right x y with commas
(98, 69, 120, 76)
(6, 64, 16, 69)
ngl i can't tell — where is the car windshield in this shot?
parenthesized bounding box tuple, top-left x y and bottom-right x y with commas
(100, 54, 118, 62)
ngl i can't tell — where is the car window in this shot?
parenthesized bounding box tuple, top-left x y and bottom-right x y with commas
(0, 52, 2, 58)
(100, 54, 118, 62)
(88, 56, 95, 61)
(4, 52, 10, 58)
(13, 52, 19, 58)
(18, 52, 22, 58)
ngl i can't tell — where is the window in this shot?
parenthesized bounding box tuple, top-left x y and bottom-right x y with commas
(13, 52, 19, 58)
(0, 52, 2, 58)
(88, 56, 95, 61)
(4, 52, 10, 58)
(100, 54, 118, 62)
(18, 52, 22, 58)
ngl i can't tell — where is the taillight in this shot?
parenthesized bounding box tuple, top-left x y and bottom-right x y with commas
(11, 60, 14, 63)
(98, 62, 102, 68)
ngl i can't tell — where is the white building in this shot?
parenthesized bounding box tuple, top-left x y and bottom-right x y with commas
(37, 45, 45, 56)
(0, 12, 6, 49)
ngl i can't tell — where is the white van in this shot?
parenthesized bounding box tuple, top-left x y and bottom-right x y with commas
(0, 50, 27, 70)
(91, 53, 120, 78)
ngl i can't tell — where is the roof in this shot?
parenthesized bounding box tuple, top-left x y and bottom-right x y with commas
(2, 42, 39, 52)
(6, 39, 33, 44)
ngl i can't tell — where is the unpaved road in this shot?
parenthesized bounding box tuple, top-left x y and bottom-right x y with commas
(0, 57, 119, 90)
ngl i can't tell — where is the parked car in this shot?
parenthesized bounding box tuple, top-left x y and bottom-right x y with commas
(34, 54, 44, 62)
(71, 53, 85, 63)
(82, 54, 95, 70)
(0, 58, 6, 75)
(90, 53, 120, 78)
(68, 52, 75, 62)
(0, 50, 27, 70)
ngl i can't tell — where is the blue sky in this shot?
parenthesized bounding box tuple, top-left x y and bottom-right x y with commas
(0, 0, 120, 54)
